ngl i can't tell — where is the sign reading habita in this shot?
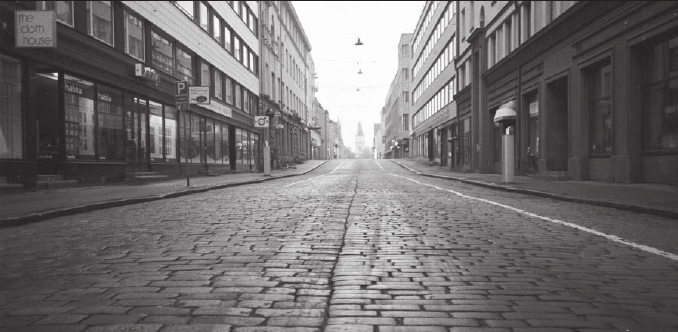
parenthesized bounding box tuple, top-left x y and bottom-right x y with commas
(15, 10, 57, 48)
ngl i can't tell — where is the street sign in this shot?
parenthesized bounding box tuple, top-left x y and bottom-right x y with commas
(177, 102, 189, 110)
(189, 86, 210, 104)
(175, 95, 188, 103)
(176, 81, 188, 96)
(254, 116, 269, 128)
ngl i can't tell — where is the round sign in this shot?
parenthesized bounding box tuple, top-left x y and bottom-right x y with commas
(257, 117, 267, 126)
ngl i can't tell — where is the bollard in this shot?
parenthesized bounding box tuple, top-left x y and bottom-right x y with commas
(502, 127, 515, 183)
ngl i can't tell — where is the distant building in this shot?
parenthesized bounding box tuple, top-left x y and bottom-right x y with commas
(381, 33, 414, 159)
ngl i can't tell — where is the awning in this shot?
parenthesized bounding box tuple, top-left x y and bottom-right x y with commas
(493, 100, 517, 123)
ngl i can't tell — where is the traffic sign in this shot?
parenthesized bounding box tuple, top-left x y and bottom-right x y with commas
(177, 102, 189, 110)
(176, 81, 188, 96)
(176, 95, 188, 103)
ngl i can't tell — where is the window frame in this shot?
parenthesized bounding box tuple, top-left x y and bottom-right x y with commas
(123, 9, 145, 62)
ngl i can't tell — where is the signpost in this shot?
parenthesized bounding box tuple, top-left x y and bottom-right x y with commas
(176, 81, 190, 186)
(255, 116, 271, 176)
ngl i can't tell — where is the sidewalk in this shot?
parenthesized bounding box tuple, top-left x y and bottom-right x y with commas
(0, 160, 327, 228)
(392, 158, 678, 220)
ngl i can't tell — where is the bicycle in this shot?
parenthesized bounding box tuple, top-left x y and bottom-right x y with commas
(524, 146, 538, 177)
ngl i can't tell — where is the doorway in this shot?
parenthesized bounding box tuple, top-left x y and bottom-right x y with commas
(35, 72, 62, 175)
(124, 95, 149, 171)
(546, 77, 569, 171)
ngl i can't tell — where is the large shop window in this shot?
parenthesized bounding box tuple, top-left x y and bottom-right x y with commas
(178, 112, 229, 164)
(0, 56, 22, 159)
(641, 36, 678, 152)
(87, 1, 114, 46)
(462, 117, 471, 166)
(149, 101, 163, 161)
(587, 59, 613, 156)
(235, 128, 256, 166)
(124, 10, 144, 61)
(64, 75, 95, 159)
(96, 85, 124, 160)
(38, 1, 74, 27)
(164, 106, 177, 161)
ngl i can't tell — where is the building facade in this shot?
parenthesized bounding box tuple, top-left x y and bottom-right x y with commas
(410, 1, 677, 185)
(257, 0, 313, 168)
(381, 33, 414, 159)
(409, 1, 457, 166)
(1, 1, 262, 186)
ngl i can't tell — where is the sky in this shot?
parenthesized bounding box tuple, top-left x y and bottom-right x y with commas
(293, 1, 424, 151)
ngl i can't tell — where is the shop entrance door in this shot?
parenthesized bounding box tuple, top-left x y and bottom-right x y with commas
(35, 72, 63, 175)
(124, 95, 149, 171)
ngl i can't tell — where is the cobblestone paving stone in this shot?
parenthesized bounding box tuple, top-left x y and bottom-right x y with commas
(0, 160, 677, 331)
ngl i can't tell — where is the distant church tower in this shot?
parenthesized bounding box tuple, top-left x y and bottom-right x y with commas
(355, 122, 366, 153)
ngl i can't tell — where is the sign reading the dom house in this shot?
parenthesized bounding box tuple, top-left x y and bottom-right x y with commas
(15, 11, 57, 48)
(254, 116, 269, 128)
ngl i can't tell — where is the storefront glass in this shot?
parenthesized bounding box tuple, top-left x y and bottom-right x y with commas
(64, 75, 95, 159)
(164, 106, 177, 161)
(96, 85, 123, 160)
(149, 101, 163, 161)
(221, 123, 230, 164)
(641, 36, 678, 151)
(191, 114, 202, 163)
(236, 127, 243, 163)
(206, 119, 217, 163)
(0, 55, 22, 159)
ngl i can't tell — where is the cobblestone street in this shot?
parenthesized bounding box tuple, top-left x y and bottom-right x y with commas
(1, 160, 677, 332)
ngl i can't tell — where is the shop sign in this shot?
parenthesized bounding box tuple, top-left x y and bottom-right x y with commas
(254, 116, 269, 128)
(15, 11, 57, 48)
(189, 86, 210, 104)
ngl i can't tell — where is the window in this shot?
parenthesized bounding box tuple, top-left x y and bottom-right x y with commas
(151, 31, 173, 74)
(225, 76, 233, 105)
(124, 10, 144, 61)
(588, 59, 613, 155)
(64, 75, 95, 159)
(641, 36, 678, 151)
(87, 1, 113, 45)
(505, 18, 512, 54)
(199, 2, 208, 31)
(200, 61, 210, 88)
(149, 101, 163, 161)
(224, 25, 232, 53)
(176, 1, 194, 18)
(234, 37, 241, 61)
(235, 84, 242, 109)
(462, 117, 470, 166)
(402, 68, 408, 80)
(212, 14, 221, 43)
(164, 106, 177, 161)
(38, 1, 74, 27)
(0, 55, 23, 159)
(402, 91, 409, 103)
(176, 46, 193, 83)
(214, 69, 223, 100)
(96, 85, 124, 160)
